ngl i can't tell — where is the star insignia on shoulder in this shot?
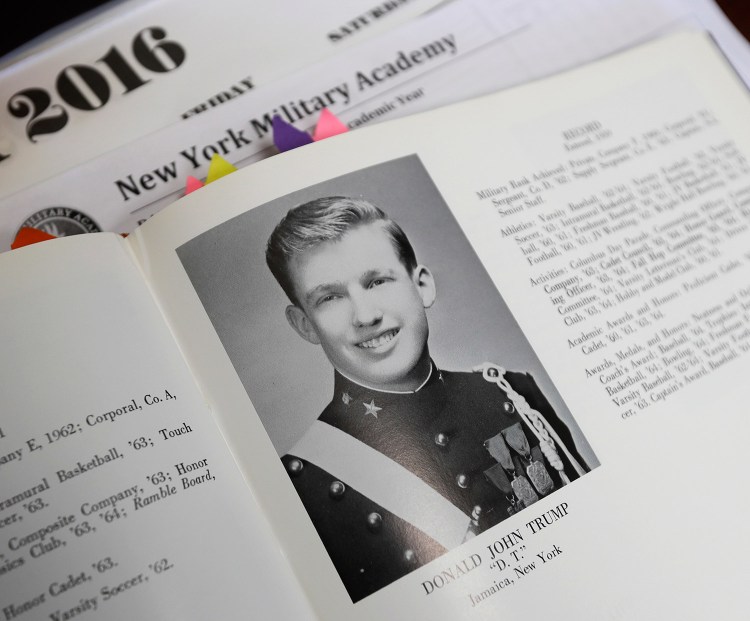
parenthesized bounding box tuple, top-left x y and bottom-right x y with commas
(363, 399, 382, 418)
(341, 392, 352, 405)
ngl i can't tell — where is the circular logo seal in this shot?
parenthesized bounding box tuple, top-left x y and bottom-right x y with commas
(20, 207, 101, 238)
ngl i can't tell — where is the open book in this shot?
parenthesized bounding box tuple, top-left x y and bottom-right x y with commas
(2, 30, 750, 619)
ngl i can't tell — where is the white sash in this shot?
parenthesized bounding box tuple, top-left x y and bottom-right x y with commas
(290, 421, 471, 550)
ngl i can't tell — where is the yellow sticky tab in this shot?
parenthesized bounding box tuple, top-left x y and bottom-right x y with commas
(206, 153, 238, 184)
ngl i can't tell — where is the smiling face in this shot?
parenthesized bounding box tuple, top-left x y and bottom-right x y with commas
(285, 221, 436, 392)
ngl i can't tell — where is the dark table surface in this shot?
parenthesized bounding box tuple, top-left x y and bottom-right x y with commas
(717, 1, 750, 42)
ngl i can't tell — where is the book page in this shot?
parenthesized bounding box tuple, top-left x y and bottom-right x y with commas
(129, 31, 750, 619)
(0, 234, 314, 619)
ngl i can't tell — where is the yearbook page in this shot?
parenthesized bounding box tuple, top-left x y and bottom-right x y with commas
(127, 30, 750, 620)
(0, 234, 315, 619)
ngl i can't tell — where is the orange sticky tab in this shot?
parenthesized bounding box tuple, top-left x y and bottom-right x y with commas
(313, 108, 349, 141)
(184, 175, 204, 195)
(11, 227, 57, 250)
(206, 153, 238, 184)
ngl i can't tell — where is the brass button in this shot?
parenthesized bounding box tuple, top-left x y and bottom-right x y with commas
(329, 480, 346, 499)
(503, 401, 515, 414)
(434, 432, 449, 447)
(471, 505, 482, 520)
(287, 458, 303, 476)
(366, 512, 383, 532)
(403, 549, 416, 563)
(456, 473, 470, 489)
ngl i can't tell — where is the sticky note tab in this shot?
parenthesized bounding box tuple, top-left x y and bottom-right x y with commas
(313, 108, 348, 141)
(273, 115, 313, 152)
(11, 227, 57, 250)
(206, 153, 238, 184)
(184, 175, 204, 195)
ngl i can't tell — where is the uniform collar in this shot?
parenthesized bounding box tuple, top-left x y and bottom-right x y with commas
(336, 361, 435, 396)
(329, 360, 446, 415)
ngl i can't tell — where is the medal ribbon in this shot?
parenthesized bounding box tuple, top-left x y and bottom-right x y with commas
(502, 422, 531, 461)
(485, 432, 515, 471)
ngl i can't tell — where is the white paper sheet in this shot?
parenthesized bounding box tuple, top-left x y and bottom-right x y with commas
(2, 0, 748, 253)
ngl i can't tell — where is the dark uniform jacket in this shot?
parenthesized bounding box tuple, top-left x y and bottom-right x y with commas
(282, 362, 588, 602)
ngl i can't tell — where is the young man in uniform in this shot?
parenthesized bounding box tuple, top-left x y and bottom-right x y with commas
(265, 195, 589, 602)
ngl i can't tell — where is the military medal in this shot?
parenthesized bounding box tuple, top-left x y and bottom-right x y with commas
(526, 461, 554, 495)
(510, 473, 538, 507)
(483, 463, 522, 516)
(503, 423, 553, 496)
(485, 434, 536, 512)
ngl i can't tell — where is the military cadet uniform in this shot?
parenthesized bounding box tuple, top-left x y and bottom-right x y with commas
(282, 361, 589, 603)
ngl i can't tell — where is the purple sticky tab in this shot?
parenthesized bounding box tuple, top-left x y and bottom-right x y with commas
(272, 115, 313, 152)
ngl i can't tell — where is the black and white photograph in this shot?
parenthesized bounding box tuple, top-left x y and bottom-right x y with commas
(176, 155, 599, 603)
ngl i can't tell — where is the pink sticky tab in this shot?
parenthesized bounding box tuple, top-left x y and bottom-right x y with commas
(184, 175, 204, 195)
(273, 115, 313, 152)
(313, 108, 349, 141)
(206, 153, 238, 184)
